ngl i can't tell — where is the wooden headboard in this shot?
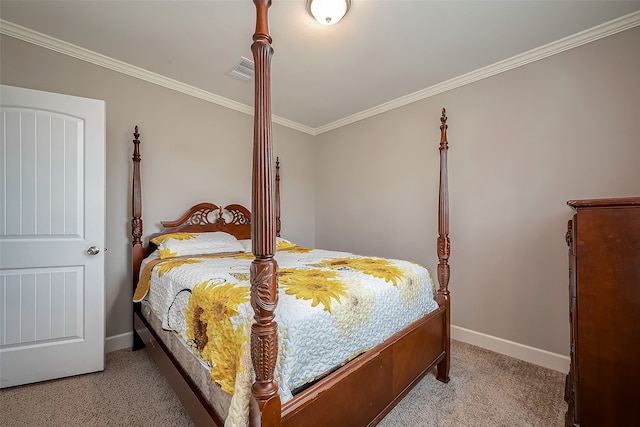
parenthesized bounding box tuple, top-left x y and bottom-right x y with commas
(151, 202, 251, 239)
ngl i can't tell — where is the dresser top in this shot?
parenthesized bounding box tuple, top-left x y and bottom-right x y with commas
(567, 197, 640, 208)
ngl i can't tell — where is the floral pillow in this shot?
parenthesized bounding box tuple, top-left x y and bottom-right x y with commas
(151, 232, 245, 259)
(238, 237, 298, 253)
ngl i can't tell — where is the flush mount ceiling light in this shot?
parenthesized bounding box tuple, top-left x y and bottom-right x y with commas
(307, 0, 351, 25)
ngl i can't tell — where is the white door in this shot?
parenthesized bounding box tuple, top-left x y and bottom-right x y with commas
(0, 85, 105, 388)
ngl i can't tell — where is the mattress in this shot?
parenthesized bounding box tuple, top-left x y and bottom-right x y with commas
(135, 237, 439, 426)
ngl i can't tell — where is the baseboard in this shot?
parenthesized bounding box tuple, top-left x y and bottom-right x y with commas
(105, 331, 133, 353)
(451, 325, 570, 373)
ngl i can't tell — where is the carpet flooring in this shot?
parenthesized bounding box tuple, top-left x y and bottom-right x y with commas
(1, 340, 566, 426)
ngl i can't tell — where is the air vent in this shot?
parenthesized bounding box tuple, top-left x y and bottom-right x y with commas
(228, 57, 255, 81)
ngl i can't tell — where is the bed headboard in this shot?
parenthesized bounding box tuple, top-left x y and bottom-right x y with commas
(153, 202, 251, 239)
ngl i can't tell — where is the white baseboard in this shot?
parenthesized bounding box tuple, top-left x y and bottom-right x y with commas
(105, 331, 133, 353)
(451, 325, 570, 374)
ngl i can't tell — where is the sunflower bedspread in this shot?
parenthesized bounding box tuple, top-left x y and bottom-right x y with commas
(134, 239, 438, 426)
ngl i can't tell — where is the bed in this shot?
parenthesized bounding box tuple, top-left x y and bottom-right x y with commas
(131, 2, 451, 426)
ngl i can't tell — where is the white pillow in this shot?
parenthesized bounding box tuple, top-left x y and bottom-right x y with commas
(150, 232, 245, 259)
(239, 239, 252, 253)
(239, 237, 297, 253)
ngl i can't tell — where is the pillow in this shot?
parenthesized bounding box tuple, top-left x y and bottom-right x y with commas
(150, 232, 245, 259)
(239, 239, 252, 253)
(239, 237, 297, 253)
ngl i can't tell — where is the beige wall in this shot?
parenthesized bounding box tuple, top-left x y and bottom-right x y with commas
(2, 25, 638, 358)
(0, 35, 316, 339)
(315, 26, 640, 356)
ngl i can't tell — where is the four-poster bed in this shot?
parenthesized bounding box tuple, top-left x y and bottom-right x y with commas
(130, 1, 451, 426)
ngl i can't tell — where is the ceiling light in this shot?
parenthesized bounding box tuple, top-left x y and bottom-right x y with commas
(307, 0, 351, 26)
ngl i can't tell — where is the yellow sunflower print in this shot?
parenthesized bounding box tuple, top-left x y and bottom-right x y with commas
(207, 321, 248, 394)
(155, 258, 204, 278)
(158, 247, 177, 259)
(282, 245, 314, 254)
(185, 281, 250, 325)
(319, 257, 406, 286)
(232, 252, 256, 261)
(279, 268, 348, 312)
(276, 240, 298, 251)
(184, 280, 251, 394)
(150, 232, 197, 245)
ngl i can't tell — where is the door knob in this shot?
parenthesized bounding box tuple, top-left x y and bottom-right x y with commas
(86, 246, 100, 256)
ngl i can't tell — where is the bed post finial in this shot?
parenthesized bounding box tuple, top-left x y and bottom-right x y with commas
(440, 108, 448, 149)
(132, 126, 144, 292)
(436, 108, 451, 383)
(250, 0, 281, 425)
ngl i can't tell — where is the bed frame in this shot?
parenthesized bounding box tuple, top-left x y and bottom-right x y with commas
(131, 1, 451, 426)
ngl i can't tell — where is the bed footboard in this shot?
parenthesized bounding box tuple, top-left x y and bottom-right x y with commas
(281, 307, 446, 427)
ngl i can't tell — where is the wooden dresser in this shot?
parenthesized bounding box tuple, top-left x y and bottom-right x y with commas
(565, 197, 640, 427)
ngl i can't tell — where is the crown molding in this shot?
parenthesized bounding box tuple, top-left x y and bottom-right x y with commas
(0, 19, 316, 136)
(314, 10, 640, 135)
(2, 10, 639, 137)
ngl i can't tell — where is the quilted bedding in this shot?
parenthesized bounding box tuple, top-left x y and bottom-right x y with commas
(134, 238, 438, 426)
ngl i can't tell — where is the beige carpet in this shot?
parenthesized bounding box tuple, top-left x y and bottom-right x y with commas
(0, 340, 566, 426)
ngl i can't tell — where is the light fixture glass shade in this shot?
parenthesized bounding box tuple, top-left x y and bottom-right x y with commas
(307, 0, 351, 26)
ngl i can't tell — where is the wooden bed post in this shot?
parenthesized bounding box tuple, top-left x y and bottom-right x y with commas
(436, 108, 451, 383)
(131, 126, 145, 350)
(131, 126, 143, 293)
(250, 1, 281, 426)
(276, 157, 281, 238)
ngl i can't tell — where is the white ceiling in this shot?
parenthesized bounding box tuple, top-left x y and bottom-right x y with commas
(1, 1, 639, 133)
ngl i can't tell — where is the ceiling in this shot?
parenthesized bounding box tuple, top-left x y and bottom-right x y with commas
(1, 1, 639, 133)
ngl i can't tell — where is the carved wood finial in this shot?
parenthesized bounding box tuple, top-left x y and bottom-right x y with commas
(132, 126, 141, 161)
(440, 108, 448, 151)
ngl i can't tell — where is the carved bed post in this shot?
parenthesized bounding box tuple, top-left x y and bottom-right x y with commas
(131, 126, 145, 350)
(436, 108, 451, 383)
(131, 126, 143, 292)
(250, 1, 281, 426)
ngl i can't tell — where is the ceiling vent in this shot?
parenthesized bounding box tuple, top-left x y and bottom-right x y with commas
(228, 57, 255, 81)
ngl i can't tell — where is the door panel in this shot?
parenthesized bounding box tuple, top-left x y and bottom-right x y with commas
(2, 110, 83, 238)
(1, 267, 84, 346)
(0, 84, 105, 388)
